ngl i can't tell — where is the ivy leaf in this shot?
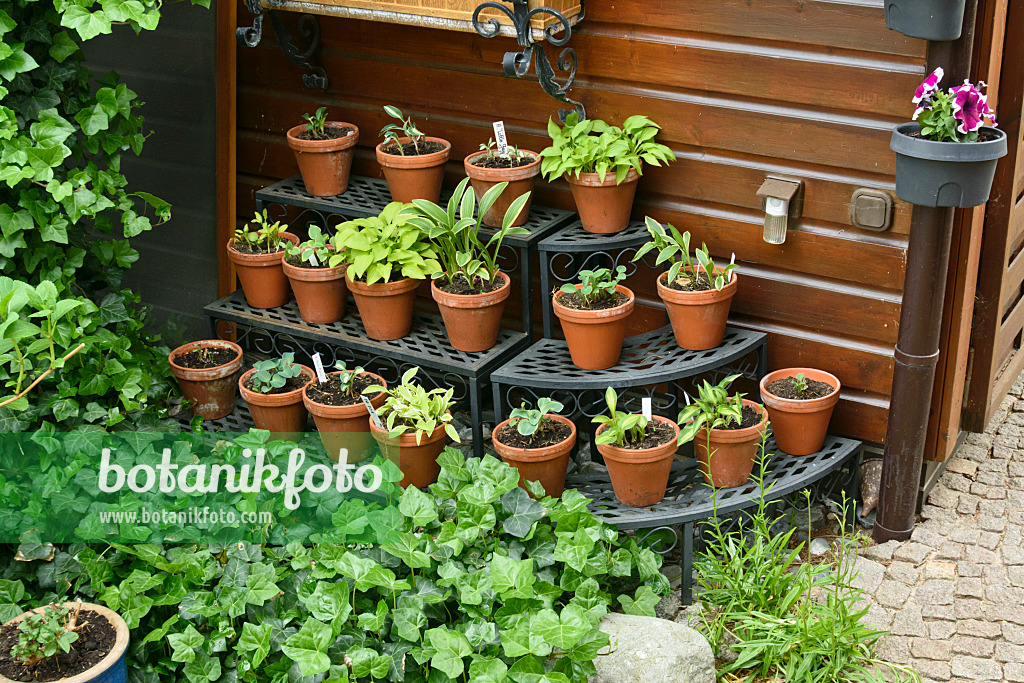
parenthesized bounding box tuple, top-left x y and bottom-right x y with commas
(302, 580, 350, 629)
(101, 0, 146, 23)
(61, 6, 113, 40)
(30, 110, 75, 147)
(182, 651, 221, 683)
(566, 628, 610, 662)
(168, 624, 203, 663)
(140, 614, 179, 645)
(468, 657, 508, 683)
(0, 46, 38, 81)
(381, 531, 431, 569)
(0, 579, 24, 623)
(236, 622, 272, 668)
(48, 32, 79, 62)
(500, 487, 545, 538)
(618, 585, 660, 617)
(97, 292, 129, 325)
(489, 553, 535, 599)
(244, 562, 280, 606)
(75, 104, 110, 136)
(399, 485, 438, 527)
(281, 618, 332, 676)
(392, 606, 427, 642)
(425, 627, 472, 680)
(347, 647, 390, 680)
(0, 10, 14, 36)
(532, 605, 591, 651)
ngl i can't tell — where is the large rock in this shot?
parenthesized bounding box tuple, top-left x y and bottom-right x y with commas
(590, 613, 715, 683)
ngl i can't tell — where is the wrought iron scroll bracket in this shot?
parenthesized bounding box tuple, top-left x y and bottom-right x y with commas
(236, 0, 328, 90)
(472, 0, 585, 121)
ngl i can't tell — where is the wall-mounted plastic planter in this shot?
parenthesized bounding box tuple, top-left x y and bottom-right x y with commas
(884, 0, 967, 41)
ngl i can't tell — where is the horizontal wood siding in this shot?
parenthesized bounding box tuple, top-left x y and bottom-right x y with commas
(236, 0, 927, 443)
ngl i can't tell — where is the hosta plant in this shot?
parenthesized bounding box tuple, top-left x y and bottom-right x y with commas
(560, 266, 627, 308)
(233, 210, 286, 252)
(302, 106, 328, 139)
(329, 202, 441, 284)
(540, 113, 675, 184)
(380, 105, 426, 154)
(593, 387, 649, 447)
(634, 217, 736, 291)
(249, 353, 302, 394)
(365, 367, 459, 444)
(510, 396, 565, 439)
(284, 225, 332, 267)
(12, 603, 81, 666)
(333, 361, 367, 397)
(913, 68, 996, 143)
(677, 374, 745, 445)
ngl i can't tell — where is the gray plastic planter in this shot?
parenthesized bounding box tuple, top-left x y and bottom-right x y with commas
(890, 123, 1007, 208)
(885, 0, 967, 40)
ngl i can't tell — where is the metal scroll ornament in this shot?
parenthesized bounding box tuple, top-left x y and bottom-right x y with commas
(472, 0, 585, 121)
(237, 0, 328, 90)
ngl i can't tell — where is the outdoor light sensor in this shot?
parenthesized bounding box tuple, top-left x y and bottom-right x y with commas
(757, 176, 804, 245)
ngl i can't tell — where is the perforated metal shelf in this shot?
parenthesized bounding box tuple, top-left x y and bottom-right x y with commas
(538, 218, 650, 252)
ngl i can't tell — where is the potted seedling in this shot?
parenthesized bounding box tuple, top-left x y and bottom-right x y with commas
(553, 266, 635, 370)
(303, 361, 387, 463)
(464, 139, 541, 228)
(365, 367, 460, 488)
(168, 339, 244, 419)
(283, 225, 347, 324)
(226, 210, 299, 309)
(329, 202, 441, 340)
(286, 106, 359, 197)
(760, 368, 840, 456)
(592, 387, 680, 507)
(0, 602, 129, 683)
(885, 0, 966, 41)
(376, 105, 451, 204)
(677, 375, 767, 489)
(238, 352, 314, 435)
(634, 217, 738, 351)
(404, 177, 531, 352)
(540, 113, 675, 234)
(891, 68, 1007, 207)
(491, 396, 576, 498)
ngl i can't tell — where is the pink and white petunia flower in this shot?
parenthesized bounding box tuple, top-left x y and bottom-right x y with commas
(913, 67, 945, 104)
(952, 81, 996, 134)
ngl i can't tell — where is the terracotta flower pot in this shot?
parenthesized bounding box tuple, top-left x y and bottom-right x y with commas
(168, 340, 243, 420)
(376, 136, 451, 204)
(226, 232, 300, 309)
(0, 602, 129, 683)
(760, 368, 841, 456)
(596, 415, 680, 507)
(553, 284, 635, 370)
(286, 122, 359, 197)
(238, 364, 314, 436)
(303, 371, 387, 464)
(346, 274, 420, 341)
(566, 167, 640, 234)
(369, 419, 448, 488)
(283, 255, 347, 324)
(694, 399, 768, 488)
(657, 270, 738, 351)
(431, 272, 511, 352)
(463, 151, 540, 227)
(492, 414, 576, 498)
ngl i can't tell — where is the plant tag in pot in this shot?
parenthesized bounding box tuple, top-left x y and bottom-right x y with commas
(362, 396, 385, 430)
(642, 397, 652, 420)
(492, 120, 508, 157)
(312, 353, 328, 383)
(730, 253, 736, 280)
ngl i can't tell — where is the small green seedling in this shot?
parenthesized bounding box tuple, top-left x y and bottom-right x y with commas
(12, 603, 81, 666)
(285, 225, 332, 267)
(561, 266, 627, 308)
(334, 361, 369, 397)
(234, 210, 286, 252)
(303, 107, 328, 138)
(479, 138, 530, 162)
(510, 396, 564, 438)
(634, 217, 736, 291)
(380, 105, 425, 155)
(677, 374, 747, 446)
(593, 387, 649, 447)
(792, 372, 808, 395)
(250, 352, 303, 394)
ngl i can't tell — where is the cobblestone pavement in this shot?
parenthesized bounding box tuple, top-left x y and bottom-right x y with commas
(856, 377, 1024, 682)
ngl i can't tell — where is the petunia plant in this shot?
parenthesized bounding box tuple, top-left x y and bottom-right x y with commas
(912, 67, 997, 143)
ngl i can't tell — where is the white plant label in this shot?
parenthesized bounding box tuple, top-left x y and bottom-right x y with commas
(362, 396, 384, 430)
(308, 251, 319, 267)
(683, 391, 692, 406)
(492, 120, 509, 157)
(641, 397, 652, 420)
(312, 353, 328, 383)
(730, 253, 736, 281)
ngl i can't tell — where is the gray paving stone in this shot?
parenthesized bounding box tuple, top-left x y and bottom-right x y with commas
(886, 561, 921, 586)
(914, 660, 952, 682)
(922, 560, 956, 579)
(957, 561, 983, 577)
(954, 599, 986, 620)
(916, 579, 955, 605)
(996, 642, 1024, 663)
(942, 474, 972, 494)
(912, 527, 946, 548)
(1006, 663, 1024, 683)
(937, 541, 967, 561)
(951, 655, 1004, 680)
(954, 578, 985, 599)
(891, 606, 928, 637)
(951, 635, 996, 657)
(875, 580, 911, 609)
(893, 542, 931, 564)
(947, 458, 979, 477)
(861, 539, 900, 562)
(910, 637, 950, 661)
(1010, 566, 1024, 587)
(929, 620, 956, 639)
(956, 619, 1001, 639)
(922, 603, 955, 620)
(977, 530, 1002, 549)
(979, 516, 1007, 533)
(957, 496, 980, 515)
(1008, 623, 1024, 645)
(849, 556, 885, 593)
(876, 635, 911, 665)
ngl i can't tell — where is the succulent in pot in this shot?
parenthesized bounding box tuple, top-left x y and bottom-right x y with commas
(329, 202, 441, 341)
(491, 396, 576, 498)
(303, 361, 387, 464)
(286, 106, 359, 197)
(592, 387, 679, 507)
(376, 105, 451, 204)
(464, 139, 541, 227)
(226, 210, 299, 309)
(634, 217, 738, 351)
(168, 339, 243, 420)
(540, 113, 675, 234)
(677, 375, 768, 489)
(404, 177, 531, 352)
(552, 266, 635, 370)
(283, 225, 347, 324)
(891, 69, 1007, 207)
(238, 352, 314, 435)
(760, 368, 840, 456)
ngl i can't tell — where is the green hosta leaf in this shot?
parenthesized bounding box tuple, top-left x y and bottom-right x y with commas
(282, 618, 332, 676)
(500, 487, 545, 538)
(168, 624, 203, 663)
(425, 627, 472, 680)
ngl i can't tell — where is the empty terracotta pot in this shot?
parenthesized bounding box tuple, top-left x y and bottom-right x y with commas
(553, 284, 635, 370)
(376, 136, 451, 204)
(657, 270, 738, 351)
(227, 233, 300, 309)
(370, 420, 448, 488)
(168, 340, 243, 420)
(760, 368, 841, 456)
(431, 272, 510, 352)
(239, 364, 314, 436)
(346, 275, 420, 341)
(303, 371, 387, 464)
(283, 256, 347, 324)
(566, 167, 639, 234)
(694, 400, 768, 488)
(492, 414, 576, 498)
(286, 122, 359, 197)
(596, 415, 680, 507)
(464, 151, 540, 227)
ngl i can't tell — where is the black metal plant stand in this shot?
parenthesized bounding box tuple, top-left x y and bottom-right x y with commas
(237, 0, 328, 90)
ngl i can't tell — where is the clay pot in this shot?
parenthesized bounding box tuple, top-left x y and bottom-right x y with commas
(431, 272, 510, 352)
(303, 371, 387, 464)
(370, 419, 448, 488)
(657, 270, 738, 351)
(376, 136, 451, 204)
(286, 122, 359, 197)
(760, 368, 841, 456)
(346, 275, 420, 341)
(226, 232, 300, 309)
(463, 151, 540, 227)
(283, 254, 347, 324)
(694, 399, 768, 488)
(238, 364, 314, 436)
(492, 414, 576, 498)
(168, 340, 243, 420)
(596, 415, 680, 507)
(0, 602, 129, 683)
(566, 167, 640, 234)
(553, 284, 635, 370)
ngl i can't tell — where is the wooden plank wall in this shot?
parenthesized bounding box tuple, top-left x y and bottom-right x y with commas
(235, 0, 929, 444)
